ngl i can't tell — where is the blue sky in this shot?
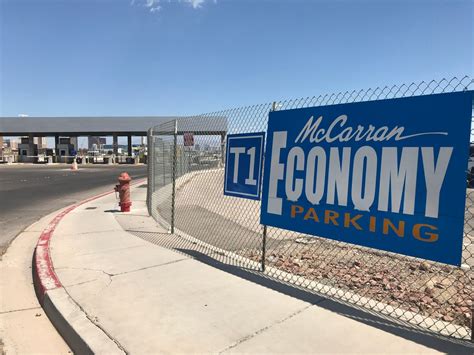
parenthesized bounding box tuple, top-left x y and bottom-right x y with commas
(0, 0, 473, 147)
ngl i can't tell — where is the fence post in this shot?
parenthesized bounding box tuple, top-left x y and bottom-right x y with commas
(471, 303, 473, 342)
(262, 225, 267, 272)
(171, 119, 178, 234)
(146, 128, 153, 216)
(220, 133, 226, 167)
(162, 141, 166, 185)
(261, 101, 278, 272)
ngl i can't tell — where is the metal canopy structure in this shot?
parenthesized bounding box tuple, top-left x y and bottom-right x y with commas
(0, 116, 228, 136)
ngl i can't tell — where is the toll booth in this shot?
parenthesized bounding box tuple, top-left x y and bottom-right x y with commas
(57, 138, 75, 163)
(18, 137, 37, 163)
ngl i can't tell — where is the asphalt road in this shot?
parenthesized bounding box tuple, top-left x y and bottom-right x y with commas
(0, 164, 147, 256)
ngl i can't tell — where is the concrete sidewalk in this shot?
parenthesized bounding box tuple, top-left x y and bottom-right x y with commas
(42, 183, 472, 354)
(0, 208, 70, 354)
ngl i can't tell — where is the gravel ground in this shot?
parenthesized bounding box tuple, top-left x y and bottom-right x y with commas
(240, 238, 473, 328)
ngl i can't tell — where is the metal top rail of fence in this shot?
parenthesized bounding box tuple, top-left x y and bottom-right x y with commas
(146, 76, 474, 342)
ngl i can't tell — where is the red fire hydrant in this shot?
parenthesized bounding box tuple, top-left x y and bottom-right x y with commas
(115, 172, 132, 212)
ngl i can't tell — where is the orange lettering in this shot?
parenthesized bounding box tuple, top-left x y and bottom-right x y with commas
(382, 219, 405, 237)
(344, 213, 363, 230)
(304, 208, 320, 222)
(413, 224, 438, 242)
(324, 210, 339, 226)
(369, 216, 376, 232)
(291, 205, 304, 218)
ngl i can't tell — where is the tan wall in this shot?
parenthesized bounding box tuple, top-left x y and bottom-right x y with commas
(34, 137, 47, 149)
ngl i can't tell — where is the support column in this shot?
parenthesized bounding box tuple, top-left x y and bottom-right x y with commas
(127, 134, 132, 157)
(55, 135, 60, 156)
(29, 134, 35, 158)
(88, 136, 95, 151)
(26, 134, 35, 163)
(112, 134, 118, 155)
(70, 137, 78, 152)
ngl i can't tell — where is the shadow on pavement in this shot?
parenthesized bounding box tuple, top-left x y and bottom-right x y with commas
(124, 228, 474, 353)
(176, 248, 474, 354)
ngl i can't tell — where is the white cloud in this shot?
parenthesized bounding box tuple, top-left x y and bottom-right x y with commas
(183, 0, 205, 9)
(145, 0, 160, 8)
(132, 0, 214, 13)
(136, 0, 161, 13)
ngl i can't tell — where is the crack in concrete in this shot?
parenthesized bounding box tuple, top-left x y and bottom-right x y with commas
(0, 306, 42, 315)
(110, 258, 189, 277)
(73, 244, 147, 257)
(54, 266, 114, 277)
(218, 304, 313, 353)
(62, 279, 100, 288)
(55, 266, 114, 294)
(61, 287, 130, 354)
(55, 229, 122, 237)
(55, 258, 189, 283)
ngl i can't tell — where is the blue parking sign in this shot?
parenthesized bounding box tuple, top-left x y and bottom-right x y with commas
(224, 133, 265, 200)
(260, 92, 473, 266)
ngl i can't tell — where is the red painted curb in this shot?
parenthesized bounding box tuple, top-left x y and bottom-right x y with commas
(33, 178, 147, 302)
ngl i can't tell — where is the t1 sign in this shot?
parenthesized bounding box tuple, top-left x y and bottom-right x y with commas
(224, 133, 265, 200)
(260, 92, 473, 266)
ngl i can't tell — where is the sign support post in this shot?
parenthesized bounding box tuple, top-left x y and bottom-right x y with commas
(262, 226, 267, 272)
(262, 101, 278, 272)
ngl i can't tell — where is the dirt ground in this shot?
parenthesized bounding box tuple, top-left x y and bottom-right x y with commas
(240, 237, 472, 328)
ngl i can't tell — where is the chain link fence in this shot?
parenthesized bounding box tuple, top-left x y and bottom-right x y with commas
(147, 76, 474, 342)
